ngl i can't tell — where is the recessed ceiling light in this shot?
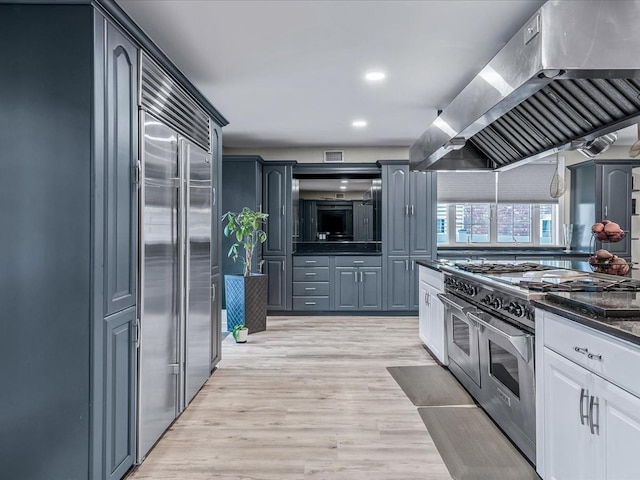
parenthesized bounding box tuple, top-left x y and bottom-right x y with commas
(340, 186, 347, 190)
(352, 120, 367, 128)
(341, 180, 349, 184)
(365, 71, 385, 81)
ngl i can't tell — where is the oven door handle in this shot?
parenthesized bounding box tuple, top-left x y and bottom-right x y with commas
(467, 312, 532, 362)
(436, 293, 476, 318)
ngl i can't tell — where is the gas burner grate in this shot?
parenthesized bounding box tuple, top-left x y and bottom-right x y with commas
(520, 278, 640, 293)
(456, 262, 556, 274)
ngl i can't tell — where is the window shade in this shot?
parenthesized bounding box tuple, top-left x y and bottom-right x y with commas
(496, 163, 558, 203)
(437, 162, 559, 204)
(437, 172, 496, 203)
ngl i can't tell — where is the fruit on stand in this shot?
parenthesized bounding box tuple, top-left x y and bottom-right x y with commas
(591, 220, 625, 242)
(588, 249, 630, 275)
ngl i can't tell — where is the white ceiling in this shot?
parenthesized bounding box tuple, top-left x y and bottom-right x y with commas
(117, 0, 638, 149)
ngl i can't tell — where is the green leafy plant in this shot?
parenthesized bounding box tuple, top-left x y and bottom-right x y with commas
(222, 207, 268, 276)
(232, 324, 248, 341)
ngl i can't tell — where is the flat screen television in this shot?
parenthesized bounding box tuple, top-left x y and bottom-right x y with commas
(317, 207, 353, 240)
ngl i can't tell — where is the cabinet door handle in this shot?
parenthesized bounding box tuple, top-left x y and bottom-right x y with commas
(282, 205, 285, 216)
(212, 187, 216, 206)
(355, 273, 358, 283)
(411, 205, 415, 216)
(604, 206, 608, 217)
(360, 271, 363, 283)
(282, 262, 285, 272)
(405, 205, 409, 216)
(405, 259, 409, 270)
(589, 395, 599, 435)
(424, 292, 429, 306)
(411, 261, 414, 271)
(580, 388, 589, 425)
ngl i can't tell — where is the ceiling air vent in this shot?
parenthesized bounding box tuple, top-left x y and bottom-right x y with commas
(335, 193, 345, 199)
(324, 150, 344, 163)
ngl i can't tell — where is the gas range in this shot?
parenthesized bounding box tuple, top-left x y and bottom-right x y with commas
(440, 261, 640, 330)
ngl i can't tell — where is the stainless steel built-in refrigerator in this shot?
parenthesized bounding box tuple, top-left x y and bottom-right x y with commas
(137, 112, 212, 460)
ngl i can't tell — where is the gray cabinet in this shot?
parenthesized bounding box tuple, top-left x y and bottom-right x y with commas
(381, 161, 436, 310)
(569, 161, 634, 259)
(0, 4, 227, 479)
(264, 256, 288, 310)
(334, 256, 382, 311)
(221, 155, 264, 307)
(104, 306, 136, 480)
(104, 20, 138, 317)
(263, 163, 294, 310)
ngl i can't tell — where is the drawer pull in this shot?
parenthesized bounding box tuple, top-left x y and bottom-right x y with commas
(305, 260, 317, 264)
(353, 260, 364, 264)
(574, 346, 589, 355)
(305, 287, 316, 291)
(305, 302, 316, 305)
(587, 352, 602, 361)
(305, 272, 316, 276)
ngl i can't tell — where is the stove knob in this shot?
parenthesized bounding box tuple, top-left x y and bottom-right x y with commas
(468, 286, 478, 297)
(511, 302, 524, 317)
(490, 297, 502, 309)
(481, 295, 492, 305)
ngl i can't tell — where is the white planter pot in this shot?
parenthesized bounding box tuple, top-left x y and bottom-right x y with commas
(234, 328, 249, 343)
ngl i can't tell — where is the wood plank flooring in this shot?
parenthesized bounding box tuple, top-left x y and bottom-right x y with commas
(128, 316, 452, 480)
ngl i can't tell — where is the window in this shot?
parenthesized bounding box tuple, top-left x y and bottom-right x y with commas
(437, 203, 559, 246)
(455, 204, 490, 243)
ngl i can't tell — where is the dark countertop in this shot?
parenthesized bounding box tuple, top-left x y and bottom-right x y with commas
(534, 295, 640, 345)
(292, 251, 382, 256)
(416, 259, 446, 272)
(293, 241, 381, 255)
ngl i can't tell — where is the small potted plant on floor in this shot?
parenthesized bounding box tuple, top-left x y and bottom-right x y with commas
(232, 324, 249, 343)
(222, 207, 269, 334)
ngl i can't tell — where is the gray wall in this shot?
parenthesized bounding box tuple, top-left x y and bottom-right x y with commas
(0, 5, 93, 478)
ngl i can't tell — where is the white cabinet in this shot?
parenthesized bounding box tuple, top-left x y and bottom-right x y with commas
(537, 309, 640, 480)
(418, 266, 446, 364)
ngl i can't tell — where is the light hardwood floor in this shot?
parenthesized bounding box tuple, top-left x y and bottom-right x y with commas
(128, 315, 452, 480)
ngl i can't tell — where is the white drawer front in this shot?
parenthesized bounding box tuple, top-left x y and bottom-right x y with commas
(542, 311, 640, 397)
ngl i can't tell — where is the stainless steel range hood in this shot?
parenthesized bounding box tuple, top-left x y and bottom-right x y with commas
(410, 0, 640, 171)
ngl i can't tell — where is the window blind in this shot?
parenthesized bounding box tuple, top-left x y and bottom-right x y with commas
(437, 161, 559, 204)
(496, 163, 558, 203)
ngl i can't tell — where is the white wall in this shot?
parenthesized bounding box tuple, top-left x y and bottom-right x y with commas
(223, 146, 409, 163)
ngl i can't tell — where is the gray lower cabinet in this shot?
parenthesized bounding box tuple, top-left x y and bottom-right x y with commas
(334, 256, 382, 311)
(104, 307, 136, 480)
(387, 256, 411, 310)
(265, 256, 289, 310)
(292, 256, 331, 310)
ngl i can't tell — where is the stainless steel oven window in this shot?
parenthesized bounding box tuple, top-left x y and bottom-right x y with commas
(489, 340, 520, 398)
(452, 314, 471, 355)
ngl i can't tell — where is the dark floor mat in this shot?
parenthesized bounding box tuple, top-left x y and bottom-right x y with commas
(418, 407, 540, 480)
(387, 365, 475, 406)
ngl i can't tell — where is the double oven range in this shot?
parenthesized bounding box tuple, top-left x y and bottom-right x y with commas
(438, 261, 640, 464)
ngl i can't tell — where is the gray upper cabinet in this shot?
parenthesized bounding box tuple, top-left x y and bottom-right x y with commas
(384, 164, 411, 255)
(263, 164, 292, 256)
(570, 161, 634, 259)
(410, 172, 435, 257)
(104, 20, 138, 317)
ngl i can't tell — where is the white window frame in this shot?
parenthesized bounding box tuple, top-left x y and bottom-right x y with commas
(437, 202, 561, 246)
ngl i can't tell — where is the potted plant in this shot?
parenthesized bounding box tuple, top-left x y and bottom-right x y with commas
(232, 324, 249, 343)
(222, 207, 269, 334)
